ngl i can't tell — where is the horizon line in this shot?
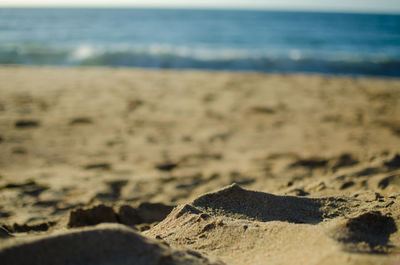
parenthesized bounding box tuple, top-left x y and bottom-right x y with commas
(1, 5, 400, 15)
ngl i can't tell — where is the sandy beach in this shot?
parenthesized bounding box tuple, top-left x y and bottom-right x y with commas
(0, 66, 400, 264)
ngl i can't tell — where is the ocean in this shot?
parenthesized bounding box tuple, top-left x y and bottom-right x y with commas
(0, 8, 399, 77)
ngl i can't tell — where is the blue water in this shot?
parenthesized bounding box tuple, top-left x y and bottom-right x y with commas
(1, 8, 400, 76)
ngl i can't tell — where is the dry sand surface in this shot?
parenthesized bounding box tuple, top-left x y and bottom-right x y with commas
(0, 66, 400, 264)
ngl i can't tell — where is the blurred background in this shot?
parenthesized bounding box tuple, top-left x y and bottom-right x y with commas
(0, 0, 400, 76)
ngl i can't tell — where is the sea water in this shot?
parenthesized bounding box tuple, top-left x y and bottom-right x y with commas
(0, 8, 399, 76)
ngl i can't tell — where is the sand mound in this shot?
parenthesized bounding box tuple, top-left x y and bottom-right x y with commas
(191, 183, 353, 223)
(146, 185, 400, 265)
(68, 204, 117, 228)
(67, 203, 174, 229)
(0, 223, 223, 265)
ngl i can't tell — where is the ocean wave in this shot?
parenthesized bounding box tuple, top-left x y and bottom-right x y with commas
(0, 44, 399, 77)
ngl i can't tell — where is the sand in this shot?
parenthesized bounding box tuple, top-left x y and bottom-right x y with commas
(0, 66, 400, 264)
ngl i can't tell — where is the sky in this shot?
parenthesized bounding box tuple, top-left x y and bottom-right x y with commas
(1, 0, 400, 14)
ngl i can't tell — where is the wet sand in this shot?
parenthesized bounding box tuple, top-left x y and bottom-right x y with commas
(0, 66, 400, 264)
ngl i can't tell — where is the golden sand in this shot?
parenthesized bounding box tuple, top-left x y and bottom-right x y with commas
(0, 66, 400, 264)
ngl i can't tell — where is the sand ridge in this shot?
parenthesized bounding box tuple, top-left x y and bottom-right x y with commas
(146, 184, 399, 265)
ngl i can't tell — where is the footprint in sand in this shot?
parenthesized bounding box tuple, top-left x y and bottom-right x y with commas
(14, 120, 40, 128)
(69, 117, 93, 125)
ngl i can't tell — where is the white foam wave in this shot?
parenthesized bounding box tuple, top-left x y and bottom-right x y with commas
(68, 44, 99, 61)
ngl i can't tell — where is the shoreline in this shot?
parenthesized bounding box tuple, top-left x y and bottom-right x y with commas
(2, 65, 400, 80)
